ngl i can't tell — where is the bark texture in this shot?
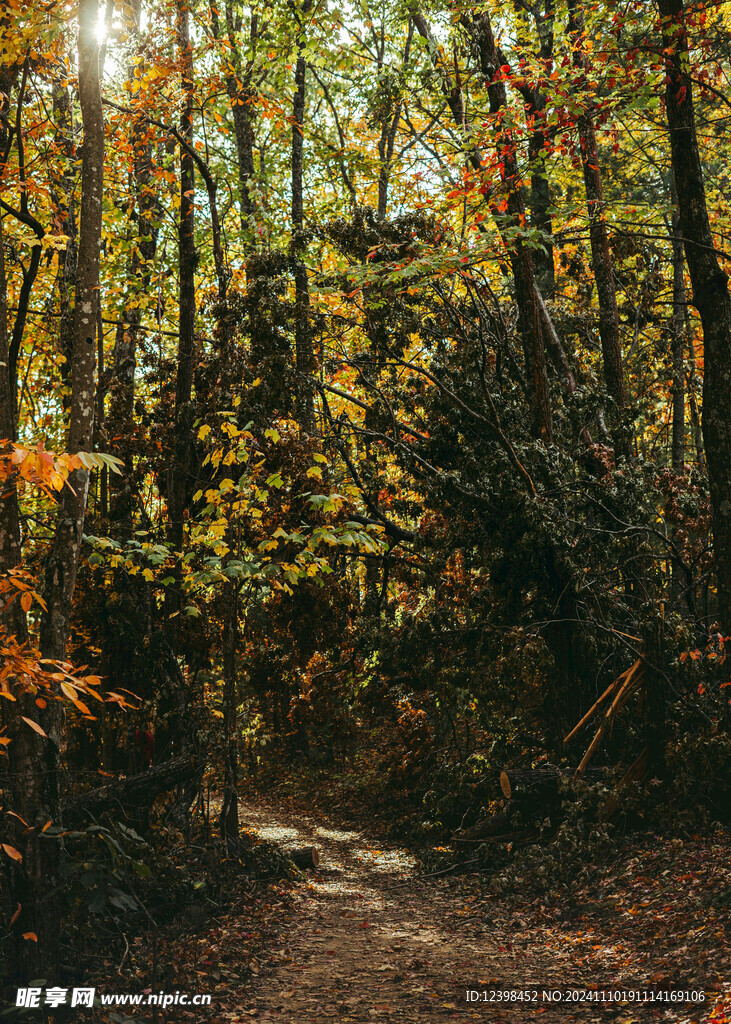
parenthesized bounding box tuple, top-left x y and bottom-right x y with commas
(168, 0, 197, 555)
(414, 5, 553, 442)
(463, 7, 553, 442)
(291, 35, 315, 432)
(109, 0, 161, 535)
(659, 0, 731, 630)
(568, 0, 626, 413)
(670, 209, 686, 471)
(6, 0, 104, 983)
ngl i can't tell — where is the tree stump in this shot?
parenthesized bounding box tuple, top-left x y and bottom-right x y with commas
(290, 846, 320, 870)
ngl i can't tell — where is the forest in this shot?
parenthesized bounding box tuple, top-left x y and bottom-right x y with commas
(0, 0, 730, 1018)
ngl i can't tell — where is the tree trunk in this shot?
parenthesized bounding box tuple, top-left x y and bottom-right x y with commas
(6, 0, 104, 984)
(210, 1, 258, 243)
(463, 8, 552, 440)
(419, 6, 553, 442)
(567, 0, 626, 416)
(644, 613, 666, 779)
(659, 0, 731, 631)
(670, 208, 686, 472)
(0, 74, 26, 642)
(219, 582, 240, 841)
(168, 0, 197, 557)
(291, 34, 315, 433)
(522, 4, 556, 297)
(377, 25, 412, 220)
(109, 0, 162, 536)
(51, 81, 78, 404)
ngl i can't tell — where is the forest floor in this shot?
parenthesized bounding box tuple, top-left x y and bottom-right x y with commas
(204, 797, 728, 1024)
(83, 792, 730, 1024)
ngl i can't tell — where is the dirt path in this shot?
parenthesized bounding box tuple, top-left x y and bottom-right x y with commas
(237, 803, 713, 1024)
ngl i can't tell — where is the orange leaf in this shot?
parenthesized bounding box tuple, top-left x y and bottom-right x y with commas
(20, 591, 32, 612)
(9, 903, 21, 927)
(41, 820, 52, 832)
(2, 844, 23, 862)
(6, 810, 30, 828)
(21, 717, 48, 738)
(22, 932, 37, 942)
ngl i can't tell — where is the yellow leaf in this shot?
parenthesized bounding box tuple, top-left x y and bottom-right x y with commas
(21, 717, 48, 738)
(2, 844, 22, 862)
(142, 568, 154, 582)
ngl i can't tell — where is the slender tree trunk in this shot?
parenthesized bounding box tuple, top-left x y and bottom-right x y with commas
(0, 219, 25, 646)
(0, 71, 24, 636)
(522, 3, 555, 297)
(168, 0, 197, 555)
(461, 8, 553, 441)
(291, 28, 315, 433)
(686, 325, 704, 467)
(108, 5, 161, 536)
(670, 209, 685, 472)
(52, 81, 78, 399)
(5, 0, 104, 983)
(659, 0, 731, 630)
(220, 2, 258, 242)
(41, 0, 103, 658)
(377, 25, 412, 220)
(413, 6, 552, 441)
(2, 61, 45, 415)
(568, 0, 626, 414)
(219, 581, 240, 840)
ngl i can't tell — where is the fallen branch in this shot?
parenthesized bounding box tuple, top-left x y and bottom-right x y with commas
(63, 754, 204, 827)
(574, 663, 645, 779)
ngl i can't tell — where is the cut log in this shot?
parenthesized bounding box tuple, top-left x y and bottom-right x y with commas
(500, 767, 560, 801)
(290, 846, 319, 870)
(63, 753, 204, 827)
(499, 767, 609, 801)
